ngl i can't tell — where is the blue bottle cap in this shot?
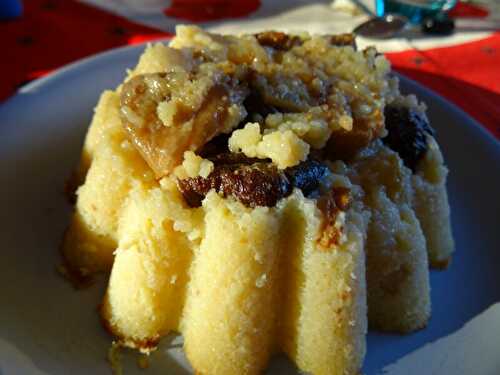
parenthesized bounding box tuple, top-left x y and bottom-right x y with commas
(0, 0, 23, 21)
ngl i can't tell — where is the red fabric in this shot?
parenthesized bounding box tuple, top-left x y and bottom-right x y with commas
(1, 0, 171, 99)
(165, 0, 261, 22)
(448, 2, 489, 18)
(1, 0, 499, 139)
(387, 34, 500, 138)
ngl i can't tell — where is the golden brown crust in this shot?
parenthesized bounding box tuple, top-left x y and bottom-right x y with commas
(100, 303, 160, 353)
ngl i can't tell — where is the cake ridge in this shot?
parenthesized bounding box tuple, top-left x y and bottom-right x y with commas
(60, 26, 454, 374)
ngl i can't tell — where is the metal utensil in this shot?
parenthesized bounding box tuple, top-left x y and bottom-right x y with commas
(353, 13, 409, 38)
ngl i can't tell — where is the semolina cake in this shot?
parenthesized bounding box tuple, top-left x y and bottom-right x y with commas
(61, 26, 454, 374)
(383, 95, 454, 268)
(334, 141, 431, 332)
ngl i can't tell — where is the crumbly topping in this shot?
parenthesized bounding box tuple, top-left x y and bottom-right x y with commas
(120, 26, 398, 180)
(228, 123, 310, 169)
(264, 112, 332, 149)
(174, 151, 214, 179)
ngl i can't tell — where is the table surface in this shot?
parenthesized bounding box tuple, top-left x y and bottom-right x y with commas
(2, 0, 499, 139)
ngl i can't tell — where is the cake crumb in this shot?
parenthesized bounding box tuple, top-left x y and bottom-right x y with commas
(174, 151, 214, 179)
(229, 123, 309, 169)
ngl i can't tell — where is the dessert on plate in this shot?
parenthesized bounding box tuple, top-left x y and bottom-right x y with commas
(61, 26, 454, 375)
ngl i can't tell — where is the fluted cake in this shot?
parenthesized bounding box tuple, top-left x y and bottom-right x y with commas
(61, 26, 454, 375)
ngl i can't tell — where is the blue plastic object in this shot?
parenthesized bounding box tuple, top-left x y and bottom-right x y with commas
(0, 0, 22, 20)
(375, 0, 385, 16)
(384, 0, 457, 24)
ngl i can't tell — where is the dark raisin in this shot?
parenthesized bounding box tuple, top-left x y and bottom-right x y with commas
(254, 31, 302, 51)
(383, 104, 435, 172)
(329, 34, 357, 48)
(178, 156, 331, 208)
(198, 133, 230, 158)
(177, 177, 213, 207)
(177, 162, 291, 208)
(285, 159, 330, 197)
(219, 164, 292, 207)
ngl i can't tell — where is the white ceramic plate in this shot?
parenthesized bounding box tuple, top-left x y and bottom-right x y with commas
(1, 44, 499, 375)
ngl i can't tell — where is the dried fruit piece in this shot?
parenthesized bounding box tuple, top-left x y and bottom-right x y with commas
(177, 161, 291, 208)
(383, 104, 435, 172)
(178, 155, 331, 208)
(255, 31, 302, 51)
(285, 159, 330, 197)
(328, 33, 357, 48)
(120, 72, 246, 178)
(254, 31, 356, 51)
